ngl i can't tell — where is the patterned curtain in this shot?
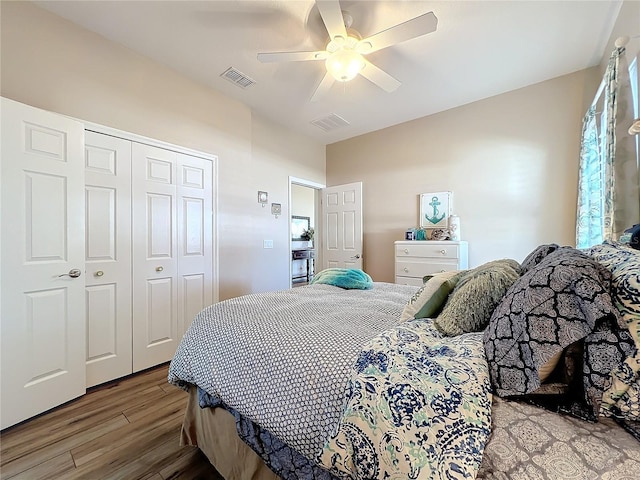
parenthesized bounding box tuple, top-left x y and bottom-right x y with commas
(576, 107, 603, 247)
(576, 46, 640, 248)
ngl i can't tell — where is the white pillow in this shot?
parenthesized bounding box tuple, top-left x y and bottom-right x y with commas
(400, 270, 461, 322)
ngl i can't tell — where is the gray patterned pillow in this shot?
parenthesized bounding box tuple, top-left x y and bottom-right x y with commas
(484, 247, 634, 420)
(520, 243, 560, 274)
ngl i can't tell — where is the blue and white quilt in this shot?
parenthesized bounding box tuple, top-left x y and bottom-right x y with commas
(318, 320, 492, 479)
(168, 283, 492, 479)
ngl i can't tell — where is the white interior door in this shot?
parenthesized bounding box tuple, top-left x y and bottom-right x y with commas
(321, 182, 363, 270)
(84, 131, 132, 387)
(176, 153, 213, 336)
(1, 97, 86, 429)
(132, 142, 179, 372)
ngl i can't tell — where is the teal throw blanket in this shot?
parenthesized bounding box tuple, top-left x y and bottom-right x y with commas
(310, 268, 373, 290)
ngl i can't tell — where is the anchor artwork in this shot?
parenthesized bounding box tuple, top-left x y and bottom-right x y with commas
(420, 191, 452, 229)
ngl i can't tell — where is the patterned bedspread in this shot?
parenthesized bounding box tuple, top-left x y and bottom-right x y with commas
(319, 319, 492, 479)
(168, 282, 493, 479)
(168, 282, 417, 461)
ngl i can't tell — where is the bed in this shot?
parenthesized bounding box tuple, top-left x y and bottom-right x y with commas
(168, 242, 640, 479)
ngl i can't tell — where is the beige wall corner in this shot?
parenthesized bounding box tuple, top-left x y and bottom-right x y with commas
(326, 68, 601, 282)
(1, 1, 326, 300)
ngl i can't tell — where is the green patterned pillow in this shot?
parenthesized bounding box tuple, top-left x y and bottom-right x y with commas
(400, 271, 463, 322)
(586, 241, 640, 423)
(434, 259, 521, 336)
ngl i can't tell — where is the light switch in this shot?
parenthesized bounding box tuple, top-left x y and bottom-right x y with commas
(263, 239, 273, 249)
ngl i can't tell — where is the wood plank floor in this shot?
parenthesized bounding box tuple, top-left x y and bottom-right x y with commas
(0, 364, 223, 480)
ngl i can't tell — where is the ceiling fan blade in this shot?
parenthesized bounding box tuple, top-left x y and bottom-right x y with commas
(359, 59, 401, 93)
(358, 12, 437, 54)
(257, 51, 327, 63)
(310, 71, 335, 102)
(316, 0, 347, 41)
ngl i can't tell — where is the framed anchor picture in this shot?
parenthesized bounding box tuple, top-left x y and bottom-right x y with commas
(419, 191, 452, 229)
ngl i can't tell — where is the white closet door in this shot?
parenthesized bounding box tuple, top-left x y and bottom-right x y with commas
(84, 131, 132, 387)
(177, 153, 213, 335)
(132, 143, 179, 372)
(1, 97, 86, 429)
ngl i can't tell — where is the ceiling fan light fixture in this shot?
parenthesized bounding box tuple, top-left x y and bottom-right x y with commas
(326, 48, 365, 82)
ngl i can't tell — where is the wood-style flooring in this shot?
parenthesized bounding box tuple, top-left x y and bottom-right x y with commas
(0, 364, 223, 480)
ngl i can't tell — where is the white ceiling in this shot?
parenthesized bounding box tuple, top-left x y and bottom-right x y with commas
(34, 0, 622, 145)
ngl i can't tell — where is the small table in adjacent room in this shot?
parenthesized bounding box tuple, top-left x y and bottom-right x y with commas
(292, 248, 315, 284)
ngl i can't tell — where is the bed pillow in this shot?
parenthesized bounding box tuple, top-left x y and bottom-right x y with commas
(587, 241, 640, 428)
(520, 243, 560, 274)
(483, 247, 633, 420)
(399, 271, 461, 322)
(537, 350, 563, 383)
(433, 259, 521, 336)
(310, 268, 373, 290)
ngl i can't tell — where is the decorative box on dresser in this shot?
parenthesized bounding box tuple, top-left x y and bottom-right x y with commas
(394, 241, 469, 286)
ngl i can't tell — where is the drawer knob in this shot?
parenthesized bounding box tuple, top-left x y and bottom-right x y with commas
(440, 249, 447, 255)
(404, 249, 409, 254)
(440, 269, 446, 273)
(403, 267, 409, 273)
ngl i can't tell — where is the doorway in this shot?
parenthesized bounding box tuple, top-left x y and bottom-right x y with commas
(289, 177, 325, 288)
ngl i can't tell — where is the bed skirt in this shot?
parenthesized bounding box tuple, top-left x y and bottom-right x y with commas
(180, 387, 280, 480)
(181, 386, 640, 480)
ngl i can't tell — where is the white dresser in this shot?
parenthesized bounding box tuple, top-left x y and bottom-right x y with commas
(394, 241, 469, 286)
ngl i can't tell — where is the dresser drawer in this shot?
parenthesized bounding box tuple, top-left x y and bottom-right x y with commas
(393, 241, 468, 285)
(395, 276, 425, 287)
(395, 258, 459, 278)
(395, 243, 459, 259)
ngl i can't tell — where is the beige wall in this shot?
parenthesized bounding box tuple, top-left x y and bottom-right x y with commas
(0, 1, 325, 300)
(326, 69, 600, 282)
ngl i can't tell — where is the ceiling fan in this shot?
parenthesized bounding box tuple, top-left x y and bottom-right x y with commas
(257, 0, 437, 102)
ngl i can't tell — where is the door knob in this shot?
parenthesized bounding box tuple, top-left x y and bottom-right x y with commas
(58, 268, 82, 278)
(350, 254, 361, 259)
(156, 266, 164, 272)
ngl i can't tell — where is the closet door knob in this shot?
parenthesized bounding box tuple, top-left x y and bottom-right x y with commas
(95, 271, 104, 277)
(58, 268, 82, 278)
(156, 266, 164, 272)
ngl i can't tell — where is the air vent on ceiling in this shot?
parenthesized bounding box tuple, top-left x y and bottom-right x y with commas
(310, 113, 350, 132)
(220, 67, 256, 89)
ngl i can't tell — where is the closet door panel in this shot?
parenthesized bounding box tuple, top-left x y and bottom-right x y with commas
(177, 154, 213, 335)
(1, 98, 86, 430)
(84, 132, 132, 387)
(86, 284, 117, 357)
(147, 277, 175, 342)
(133, 143, 179, 372)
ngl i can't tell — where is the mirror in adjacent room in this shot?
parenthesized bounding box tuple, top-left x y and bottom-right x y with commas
(291, 215, 310, 241)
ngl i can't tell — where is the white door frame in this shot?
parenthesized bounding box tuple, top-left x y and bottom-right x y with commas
(288, 177, 325, 288)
